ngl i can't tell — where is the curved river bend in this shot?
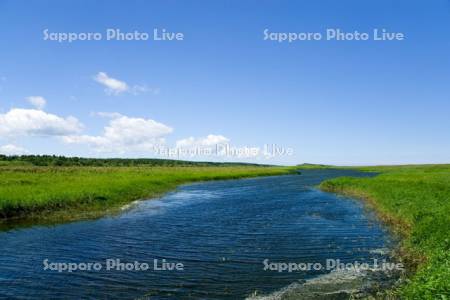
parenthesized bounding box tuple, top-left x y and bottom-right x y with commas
(0, 170, 395, 299)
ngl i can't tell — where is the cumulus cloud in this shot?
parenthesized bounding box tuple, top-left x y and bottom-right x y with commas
(176, 134, 230, 148)
(0, 108, 83, 137)
(26, 96, 46, 110)
(63, 114, 173, 153)
(94, 72, 129, 95)
(0, 144, 29, 155)
(173, 134, 264, 160)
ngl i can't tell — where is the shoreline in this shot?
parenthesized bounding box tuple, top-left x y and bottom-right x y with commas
(0, 166, 296, 230)
(316, 165, 450, 298)
(2, 164, 448, 297)
(319, 183, 415, 298)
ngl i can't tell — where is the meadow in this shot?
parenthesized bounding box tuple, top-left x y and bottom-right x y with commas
(0, 163, 294, 222)
(2, 157, 448, 298)
(319, 164, 450, 299)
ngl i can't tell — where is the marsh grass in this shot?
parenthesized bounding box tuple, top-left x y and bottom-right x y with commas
(0, 165, 294, 222)
(319, 165, 450, 299)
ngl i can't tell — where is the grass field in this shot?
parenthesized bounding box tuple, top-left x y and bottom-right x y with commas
(319, 164, 450, 299)
(0, 165, 294, 221)
(2, 160, 448, 297)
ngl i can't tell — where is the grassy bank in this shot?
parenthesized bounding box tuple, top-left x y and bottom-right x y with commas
(0, 165, 294, 222)
(318, 165, 450, 298)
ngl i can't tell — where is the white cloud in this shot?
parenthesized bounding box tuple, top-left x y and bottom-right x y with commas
(0, 108, 83, 137)
(176, 134, 230, 148)
(93, 72, 159, 96)
(0, 144, 29, 155)
(64, 114, 173, 153)
(26, 96, 46, 110)
(94, 72, 129, 95)
(173, 134, 264, 160)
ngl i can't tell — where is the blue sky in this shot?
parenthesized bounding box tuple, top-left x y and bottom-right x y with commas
(0, 0, 449, 165)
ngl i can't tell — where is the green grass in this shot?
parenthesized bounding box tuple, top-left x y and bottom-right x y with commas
(0, 165, 294, 222)
(318, 164, 450, 299)
(3, 161, 448, 297)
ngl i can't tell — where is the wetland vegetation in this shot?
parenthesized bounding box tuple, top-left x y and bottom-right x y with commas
(319, 164, 450, 298)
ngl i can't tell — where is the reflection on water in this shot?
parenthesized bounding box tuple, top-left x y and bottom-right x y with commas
(0, 170, 395, 299)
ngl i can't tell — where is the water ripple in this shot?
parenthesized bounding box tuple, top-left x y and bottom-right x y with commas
(0, 169, 394, 299)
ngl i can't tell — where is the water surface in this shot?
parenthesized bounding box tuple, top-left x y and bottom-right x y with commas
(0, 169, 394, 299)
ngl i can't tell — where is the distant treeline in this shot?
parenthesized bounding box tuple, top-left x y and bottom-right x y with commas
(0, 155, 267, 167)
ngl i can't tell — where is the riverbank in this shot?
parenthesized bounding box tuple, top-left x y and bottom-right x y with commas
(317, 164, 450, 298)
(0, 165, 295, 224)
(0, 168, 393, 299)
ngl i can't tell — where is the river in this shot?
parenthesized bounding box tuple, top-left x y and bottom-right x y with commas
(0, 169, 397, 299)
